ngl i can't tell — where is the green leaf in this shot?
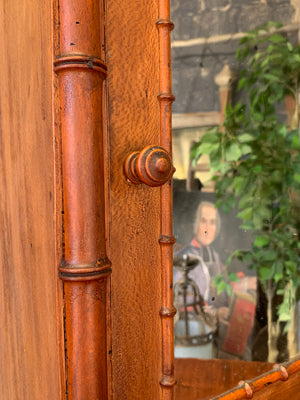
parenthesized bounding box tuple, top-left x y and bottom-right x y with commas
(261, 249, 277, 261)
(200, 132, 221, 144)
(225, 142, 242, 162)
(271, 170, 281, 182)
(240, 222, 254, 230)
(238, 133, 255, 143)
(213, 275, 224, 285)
(259, 267, 274, 280)
(293, 174, 300, 183)
(243, 252, 253, 263)
(217, 281, 227, 295)
(226, 249, 243, 265)
(253, 165, 263, 173)
(284, 261, 297, 274)
(237, 207, 252, 221)
(221, 195, 235, 213)
(190, 144, 202, 162)
(198, 142, 219, 155)
(278, 313, 291, 322)
(241, 144, 252, 155)
(274, 260, 283, 274)
(254, 235, 270, 247)
(232, 176, 244, 195)
(220, 162, 231, 174)
(228, 272, 240, 282)
(226, 285, 232, 297)
(215, 199, 222, 208)
(257, 206, 272, 222)
(238, 77, 246, 90)
(216, 176, 233, 191)
(269, 33, 286, 43)
(238, 193, 253, 210)
(291, 132, 299, 148)
(210, 160, 222, 173)
(278, 125, 287, 136)
(239, 36, 250, 45)
(264, 75, 283, 85)
(274, 272, 283, 283)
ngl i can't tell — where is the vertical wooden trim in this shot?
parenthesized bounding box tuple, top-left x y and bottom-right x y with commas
(157, 1, 177, 399)
(54, 0, 111, 398)
(52, 0, 67, 397)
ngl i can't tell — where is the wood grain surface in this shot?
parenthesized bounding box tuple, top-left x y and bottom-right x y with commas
(106, 1, 162, 399)
(0, 0, 63, 398)
(174, 358, 273, 400)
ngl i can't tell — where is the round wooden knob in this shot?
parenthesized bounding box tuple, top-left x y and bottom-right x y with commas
(124, 145, 175, 187)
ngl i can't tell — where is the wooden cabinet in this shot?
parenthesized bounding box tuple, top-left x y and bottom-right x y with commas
(1, 0, 300, 399)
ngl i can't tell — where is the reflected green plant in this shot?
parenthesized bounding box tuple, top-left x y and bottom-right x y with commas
(191, 22, 300, 362)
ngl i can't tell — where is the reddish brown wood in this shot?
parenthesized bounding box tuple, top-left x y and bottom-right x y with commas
(53, 1, 67, 396)
(2, 1, 300, 399)
(252, 370, 300, 399)
(54, 0, 111, 398)
(157, 1, 176, 399)
(211, 356, 300, 400)
(0, 0, 63, 398)
(175, 358, 274, 400)
(106, 1, 163, 399)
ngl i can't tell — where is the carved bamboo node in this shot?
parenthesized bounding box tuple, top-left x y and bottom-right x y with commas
(274, 364, 289, 381)
(157, 92, 176, 103)
(159, 235, 176, 245)
(160, 376, 177, 388)
(244, 382, 253, 399)
(54, 55, 107, 75)
(238, 381, 253, 399)
(159, 307, 177, 318)
(156, 19, 175, 31)
(124, 145, 175, 187)
(59, 259, 112, 281)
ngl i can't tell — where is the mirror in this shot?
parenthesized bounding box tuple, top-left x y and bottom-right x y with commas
(171, 1, 300, 397)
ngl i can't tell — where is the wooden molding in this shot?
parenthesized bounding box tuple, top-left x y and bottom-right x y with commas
(54, 0, 111, 398)
(157, 1, 177, 398)
(171, 23, 299, 48)
(172, 111, 221, 129)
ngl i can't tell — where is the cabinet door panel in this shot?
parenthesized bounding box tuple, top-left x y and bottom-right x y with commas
(0, 0, 63, 398)
(106, 2, 163, 399)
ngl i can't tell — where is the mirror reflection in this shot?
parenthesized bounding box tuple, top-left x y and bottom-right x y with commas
(171, 0, 300, 372)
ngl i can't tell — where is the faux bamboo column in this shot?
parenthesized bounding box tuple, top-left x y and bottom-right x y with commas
(157, 1, 177, 399)
(54, 1, 111, 399)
